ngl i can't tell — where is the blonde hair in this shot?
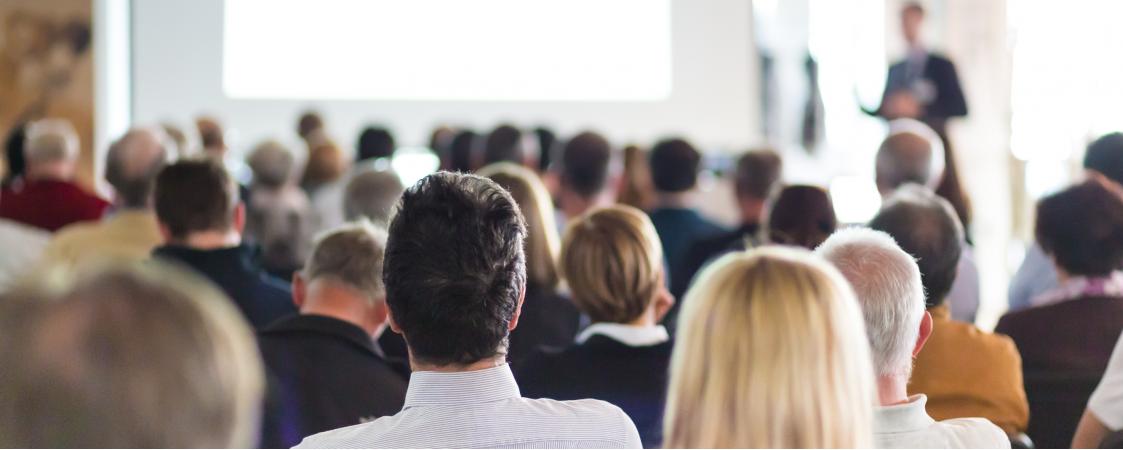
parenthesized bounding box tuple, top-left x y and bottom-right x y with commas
(664, 247, 875, 448)
(478, 162, 560, 289)
(561, 205, 663, 323)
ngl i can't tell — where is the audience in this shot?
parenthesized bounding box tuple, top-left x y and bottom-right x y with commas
(516, 205, 674, 448)
(301, 137, 348, 195)
(343, 167, 404, 226)
(555, 131, 616, 228)
(617, 144, 656, 211)
(258, 221, 406, 448)
(296, 172, 641, 448)
(3, 123, 27, 185)
(876, 119, 981, 323)
(816, 228, 1009, 448)
(356, 126, 395, 163)
(0, 262, 263, 447)
(444, 129, 478, 172)
(0, 218, 49, 291)
(767, 184, 836, 250)
(0, 119, 109, 231)
(870, 185, 1028, 436)
(478, 162, 580, 364)
(196, 115, 252, 186)
(483, 123, 535, 168)
(664, 247, 875, 448)
(996, 179, 1123, 448)
(647, 137, 726, 299)
(533, 126, 558, 173)
(152, 159, 296, 328)
(244, 139, 312, 279)
(297, 110, 325, 144)
(41, 127, 168, 268)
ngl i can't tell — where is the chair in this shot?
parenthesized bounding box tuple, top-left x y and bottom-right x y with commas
(1023, 370, 1104, 449)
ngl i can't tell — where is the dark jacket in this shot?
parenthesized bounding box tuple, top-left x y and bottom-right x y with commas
(648, 207, 726, 300)
(515, 335, 673, 448)
(876, 51, 968, 123)
(257, 315, 407, 448)
(507, 284, 582, 365)
(152, 244, 296, 329)
(996, 295, 1123, 374)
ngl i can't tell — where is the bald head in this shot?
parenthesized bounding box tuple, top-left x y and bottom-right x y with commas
(875, 120, 944, 195)
(105, 128, 168, 209)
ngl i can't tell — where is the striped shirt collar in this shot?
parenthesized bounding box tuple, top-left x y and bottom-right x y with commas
(403, 363, 521, 409)
(576, 323, 669, 347)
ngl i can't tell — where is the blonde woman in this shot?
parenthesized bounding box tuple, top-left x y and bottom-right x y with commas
(478, 162, 580, 363)
(664, 247, 876, 448)
(516, 205, 675, 448)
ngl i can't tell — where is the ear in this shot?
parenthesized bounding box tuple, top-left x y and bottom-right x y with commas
(371, 297, 390, 327)
(291, 273, 306, 309)
(232, 202, 246, 234)
(912, 311, 933, 357)
(157, 221, 174, 243)
(386, 303, 403, 335)
(653, 285, 675, 323)
(508, 282, 526, 331)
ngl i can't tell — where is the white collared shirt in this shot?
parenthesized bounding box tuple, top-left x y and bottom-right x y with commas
(874, 395, 1009, 449)
(576, 323, 669, 347)
(296, 364, 642, 449)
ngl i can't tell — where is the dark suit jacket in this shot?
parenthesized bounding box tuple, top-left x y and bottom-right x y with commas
(258, 315, 407, 448)
(648, 207, 726, 300)
(876, 52, 968, 125)
(152, 244, 296, 329)
(507, 283, 581, 365)
(515, 335, 673, 448)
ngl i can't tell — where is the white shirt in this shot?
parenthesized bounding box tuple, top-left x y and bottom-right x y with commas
(576, 323, 669, 347)
(874, 395, 1010, 449)
(296, 364, 642, 449)
(0, 219, 50, 292)
(1089, 332, 1123, 429)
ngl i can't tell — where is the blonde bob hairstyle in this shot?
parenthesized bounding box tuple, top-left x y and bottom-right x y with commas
(478, 162, 561, 290)
(560, 205, 663, 323)
(664, 246, 875, 448)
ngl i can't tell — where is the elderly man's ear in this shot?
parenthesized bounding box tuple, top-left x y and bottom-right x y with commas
(912, 311, 934, 357)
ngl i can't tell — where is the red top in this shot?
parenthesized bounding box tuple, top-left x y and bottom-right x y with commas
(0, 179, 110, 232)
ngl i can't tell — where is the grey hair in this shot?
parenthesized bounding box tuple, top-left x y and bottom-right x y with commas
(875, 119, 946, 192)
(105, 127, 169, 209)
(246, 140, 295, 189)
(343, 168, 404, 226)
(303, 219, 390, 303)
(815, 226, 925, 377)
(24, 119, 79, 164)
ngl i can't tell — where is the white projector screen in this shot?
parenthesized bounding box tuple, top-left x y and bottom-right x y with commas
(133, 0, 757, 152)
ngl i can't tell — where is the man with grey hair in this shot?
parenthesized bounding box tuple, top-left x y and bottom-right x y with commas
(42, 126, 169, 268)
(257, 220, 407, 448)
(0, 118, 109, 231)
(244, 140, 312, 278)
(343, 167, 404, 226)
(817, 227, 1008, 448)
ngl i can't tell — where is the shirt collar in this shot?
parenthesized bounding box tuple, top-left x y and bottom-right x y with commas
(874, 395, 936, 434)
(403, 364, 521, 409)
(1032, 271, 1123, 308)
(576, 323, 669, 347)
(262, 314, 379, 356)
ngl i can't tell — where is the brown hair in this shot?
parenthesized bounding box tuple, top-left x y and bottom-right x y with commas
(300, 139, 348, 191)
(735, 149, 783, 200)
(155, 158, 239, 239)
(768, 185, 837, 250)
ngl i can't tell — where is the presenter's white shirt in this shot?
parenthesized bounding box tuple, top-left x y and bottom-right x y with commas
(874, 395, 1010, 449)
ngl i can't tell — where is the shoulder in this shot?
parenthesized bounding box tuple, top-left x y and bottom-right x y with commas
(294, 418, 391, 449)
(940, 319, 1020, 359)
(934, 417, 1011, 448)
(523, 398, 642, 445)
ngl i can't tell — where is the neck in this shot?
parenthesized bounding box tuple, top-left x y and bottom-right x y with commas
(26, 164, 73, 182)
(301, 280, 382, 336)
(656, 191, 694, 209)
(739, 199, 765, 225)
(174, 229, 241, 250)
(624, 306, 659, 327)
(560, 190, 606, 219)
(410, 354, 507, 373)
(877, 374, 912, 406)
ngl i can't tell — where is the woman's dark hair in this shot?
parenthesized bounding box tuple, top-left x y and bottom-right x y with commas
(356, 126, 395, 162)
(445, 130, 478, 173)
(1036, 180, 1123, 277)
(768, 185, 837, 250)
(649, 138, 701, 193)
(4, 124, 27, 184)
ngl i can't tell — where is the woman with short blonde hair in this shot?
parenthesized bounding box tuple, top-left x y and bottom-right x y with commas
(664, 247, 875, 448)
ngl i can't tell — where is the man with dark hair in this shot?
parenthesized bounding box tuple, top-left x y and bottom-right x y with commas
(42, 127, 168, 267)
(534, 126, 558, 172)
(152, 159, 296, 329)
(356, 126, 396, 162)
(484, 124, 535, 168)
(297, 172, 641, 449)
(646, 138, 725, 300)
(870, 185, 1028, 437)
(556, 131, 615, 227)
(443, 129, 478, 172)
(297, 110, 325, 142)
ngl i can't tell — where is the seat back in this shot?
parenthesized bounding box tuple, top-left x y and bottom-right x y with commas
(1023, 370, 1103, 449)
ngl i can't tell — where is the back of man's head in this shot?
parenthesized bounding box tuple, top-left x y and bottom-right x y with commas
(0, 262, 263, 448)
(735, 149, 783, 201)
(875, 120, 945, 193)
(305, 221, 390, 303)
(24, 119, 79, 168)
(105, 127, 169, 209)
(246, 140, 294, 189)
(154, 159, 239, 240)
(816, 227, 925, 378)
(868, 185, 963, 308)
(559, 131, 612, 199)
(383, 172, 527, 366)
(194, 116, 226, 153)
(357, 126, 396, 162)
(344, 168, 405, 226)
(297, 110, 324, 140)
(446, 130, 478, 173)
(484, 124, 527, 166)
(1085, 132, 1123, 186)
(649, 138, 701, 193)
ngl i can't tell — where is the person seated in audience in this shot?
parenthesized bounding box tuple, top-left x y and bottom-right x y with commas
(0, 119, 109, 232)
(767, 184, 836, 250)
(245, 140, 312, 279)
(258, 221, 407, 448)
(477, 163, 579, 364)
(533, 126, 558, 173)
(876, 119, 980, 323)
(664, 247, 874, 447)
(1074, 331, 1123, 448)
(647, 137, 726, 299)
(356, 125, 395, 163)
(297, 110, 325, 144)
(304, 136, 351, 233)
(0, 262, 263, 447)
(41, 127, 168, 268)
(617, 144, 656, 211)
(516, 205, 674, 448)
(3, 123, 28, 186)
(554, 131, 616, 229)
(484, 123, 537, 168)
(160, 122, 193, 159)
(1010, 132, 1123, 312)
(443, 129, 478, 173)
(152, 159, 296, 329)
(870, 185, 1028, 436)
(195, 115, 252, 186)
(816, 228, 1009, 448)
(343, 167, 404, 226)
(296, 172, 642, 449)
(428, 125, 455, 161)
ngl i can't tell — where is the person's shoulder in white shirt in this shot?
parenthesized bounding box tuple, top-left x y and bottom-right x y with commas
(874, 395, 1010, 449)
